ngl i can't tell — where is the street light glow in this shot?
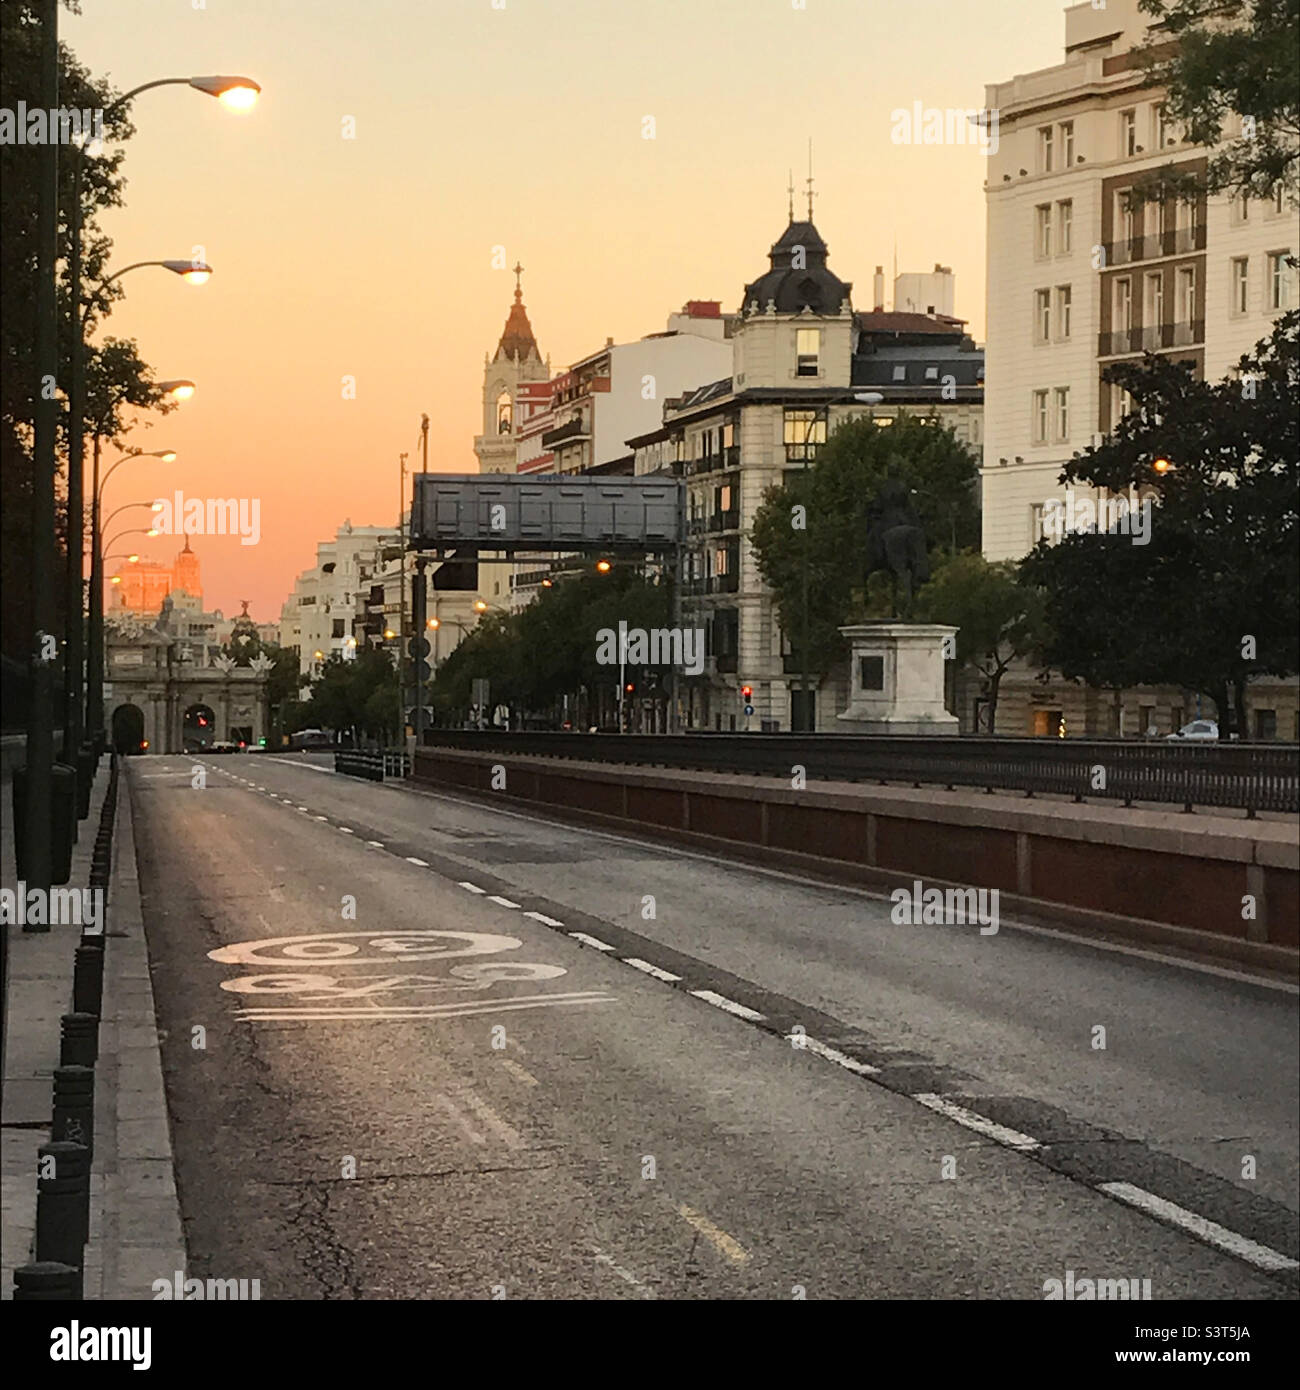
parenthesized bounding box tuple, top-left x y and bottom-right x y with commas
(427, 617, 440, 629)
(474, 600, 488, 612)
(188, 75, 262, 110)
(158, 451, 178, 463)
(161, 260, 214, 284)
(596, 559, 612, 573)
(1153, 457, 1174, 474)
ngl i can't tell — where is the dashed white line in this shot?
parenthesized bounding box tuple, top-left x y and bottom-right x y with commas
(568, 931, 615, 951)
(458, 882, 485, 894)
(314, 815, 328, 822)
(913, 1094, 1041, 1151)
(405, 856, 429, 867)
(338, 827, 355, 834)
(796, 1035, 881, 1076)
(690, 989, 765, 1022)
(1099, 1181, 1300, 1273)
(524, 910, 564, 927)
(487, 895, 520, 909)
(623, 957, 682, 983)
(366, 840, 385, 849)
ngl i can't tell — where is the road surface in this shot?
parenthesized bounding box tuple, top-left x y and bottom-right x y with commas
(126, 752, 1299, 1299)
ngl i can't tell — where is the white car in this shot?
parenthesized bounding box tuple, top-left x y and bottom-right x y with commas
(1166, 719, 1219, 741)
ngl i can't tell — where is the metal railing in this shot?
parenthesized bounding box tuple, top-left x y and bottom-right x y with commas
(334, 749, 410, 782)
(416, 731, 1299, 815)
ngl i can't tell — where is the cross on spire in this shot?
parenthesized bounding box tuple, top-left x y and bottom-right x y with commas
(787, 170, 795, 223)
(512, 261, 524, 300)
(805, 138, 817, 221)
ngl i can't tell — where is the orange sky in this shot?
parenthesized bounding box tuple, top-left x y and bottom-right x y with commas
(67, 0, 1062, 622)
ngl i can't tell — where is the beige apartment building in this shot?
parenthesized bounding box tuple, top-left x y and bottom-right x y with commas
(980, 0, 1297, 739)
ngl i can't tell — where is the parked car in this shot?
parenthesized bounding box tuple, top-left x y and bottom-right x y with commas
(208, 740, 239, 754)
(1166, 719, 1219, 741)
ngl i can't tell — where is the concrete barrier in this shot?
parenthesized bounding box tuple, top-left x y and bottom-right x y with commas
(413, 745, 1299, 975)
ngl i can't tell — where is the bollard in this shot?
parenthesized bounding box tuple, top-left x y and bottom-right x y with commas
(13, 1261, 81, 1300)
(73, 944, 105, 1019)
(60, 1012, 98, 1067)
(52, 1066, 95, 1155)
(76, 743, 96, 821)
(35, 1141, 90, 1277)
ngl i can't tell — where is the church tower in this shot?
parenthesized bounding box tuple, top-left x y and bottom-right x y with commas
(474, 263, 548, 476)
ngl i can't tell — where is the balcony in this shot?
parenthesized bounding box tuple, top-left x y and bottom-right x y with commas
(1103, 222, 1206, 267)
(1099, 320, 1204, 357)
(708, 510, 740, 533)
(684, 574, 741, 597)
(541, 417, 589, 450)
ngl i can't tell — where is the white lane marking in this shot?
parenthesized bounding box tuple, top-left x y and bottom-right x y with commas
(366, 840, 385, 849)
(405, 856, 429, 867)
(338, 827, 355, 834)
(459, 882, 486, 894)
(456, 1089, 523, 1150)
(525, 910, 564, 927)
(798, 1035, 881, 1076)
(568, 931, 615, 951)
(314, 815, 329, 822)
(410, 785, 1297, 994)
(297, 805, 309, 811)
(676, 1204, 751, 1266)
(234, 992, 617, 1022)
(593, 1249, 654, 1298)
(499, 1057, 539, 1087)
(690, 989, 764, 1022)
(913, 1093, 1041, 1151)
(488, 895, 520, 909)
(623, 957, 682, 983)
(1099, 1181, 1300, 1273)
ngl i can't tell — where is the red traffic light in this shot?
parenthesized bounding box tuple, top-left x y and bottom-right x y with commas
(741, 686, 753, 701)
(625, 683, 635, 693)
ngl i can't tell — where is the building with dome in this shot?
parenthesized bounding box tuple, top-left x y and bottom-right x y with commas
(628, 203, 984, 732)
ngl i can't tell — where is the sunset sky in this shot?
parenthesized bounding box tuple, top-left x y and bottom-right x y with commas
(67, 0, 1061, 621)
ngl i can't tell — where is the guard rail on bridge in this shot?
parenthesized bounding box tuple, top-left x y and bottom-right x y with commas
(419, 731, 1299, 816)
(334, 749, 410, 782)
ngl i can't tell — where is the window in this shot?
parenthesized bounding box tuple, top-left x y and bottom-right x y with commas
(1232, 257, 1249, 315)
(722, 421, 735, 449)
(1057, 199, 1073, 253)
(1060, 121, 1074, 166)
(1054, 387, 1070, 441)
(1035, 288, 1051, 341)
(1271, 184, 1286, 216)
(796, 327, 820, 377)
(1154, 103, 1172, 149)
(1032, 389, 1049, 444)
(1038, 125, 1054, 173)
(1035, 204, 1052, 258)
(1055, 285, 1072, 339)
(1114, 276, 1133, 332)
(1112, 382, 1134, 422)
(1178, 266, 1196, 322)
(1120, 109, 1137, 157)
(1268, 252, 1296, 310)
(1233, 190, 1250, 224)
(923, 365, 940, 381)
(891, 364, 906, 382)
(1115, 191, 1135, 245)
(718, 484, 733, 513)
(1030, 502, 1047, 544)
(783, 408, 826, 460)
(1144, 271, 1164, 329)
(331, 619, 345, 639)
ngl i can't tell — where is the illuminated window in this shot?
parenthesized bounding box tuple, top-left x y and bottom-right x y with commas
(796, 328, 820, 377)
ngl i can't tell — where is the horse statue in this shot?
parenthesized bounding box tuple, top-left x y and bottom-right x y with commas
(863, 479, 930, 617)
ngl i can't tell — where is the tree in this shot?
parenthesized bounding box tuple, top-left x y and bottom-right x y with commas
(307, 649, 399, 745)
(1022, 311, 1299, 736)
(1, 1, 172, 662)
(914, 553, 1044, 733)
(1135, 0, 1299, 206)
(749, 414, 979, 680)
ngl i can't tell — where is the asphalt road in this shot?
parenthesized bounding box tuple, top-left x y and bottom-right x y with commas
(127, 751, 1299, 1299)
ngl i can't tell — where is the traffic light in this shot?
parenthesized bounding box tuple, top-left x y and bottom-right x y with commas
(625, 682, 635, 694)
(741, 685, 752, 702)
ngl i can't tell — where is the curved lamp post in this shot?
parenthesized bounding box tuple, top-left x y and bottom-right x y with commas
(65, 73, 257, 762)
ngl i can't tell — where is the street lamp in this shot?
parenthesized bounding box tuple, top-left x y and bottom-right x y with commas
(86, 446, 180, 747)
(64, 69, 257, 768)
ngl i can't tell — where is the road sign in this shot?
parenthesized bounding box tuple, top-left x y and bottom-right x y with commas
(744, 705, 754, 717)
(408, 635, 431, 659)
(415, 660, 432, 683)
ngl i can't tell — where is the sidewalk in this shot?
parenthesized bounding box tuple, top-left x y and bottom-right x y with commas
(1, 761, 184, 1298)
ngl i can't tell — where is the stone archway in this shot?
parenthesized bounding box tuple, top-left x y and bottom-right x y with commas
(111, 702, 146, 755)
(183, 702, 217, 752)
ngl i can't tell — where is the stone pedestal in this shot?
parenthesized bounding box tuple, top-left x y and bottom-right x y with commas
(836, 623, 959, 735)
